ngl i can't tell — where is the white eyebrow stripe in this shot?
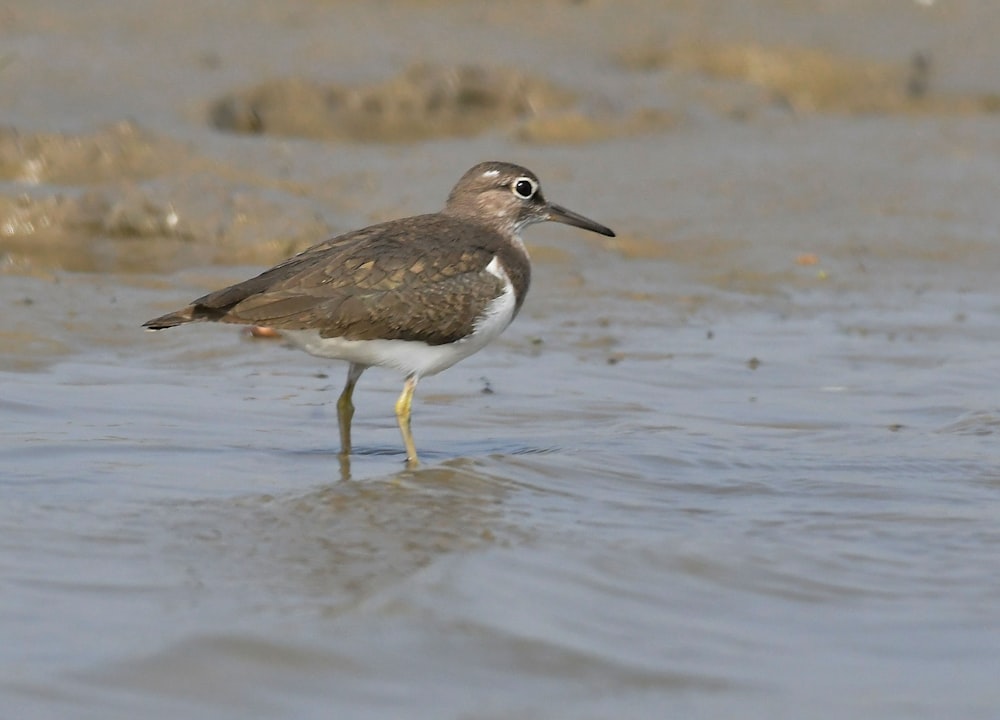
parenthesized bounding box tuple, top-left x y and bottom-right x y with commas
(482, 169, 500, 177)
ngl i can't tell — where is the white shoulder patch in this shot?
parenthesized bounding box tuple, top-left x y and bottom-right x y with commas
(485, 255, 507, 280)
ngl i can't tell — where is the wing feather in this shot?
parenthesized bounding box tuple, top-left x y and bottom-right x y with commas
(178, 214, 511, 345)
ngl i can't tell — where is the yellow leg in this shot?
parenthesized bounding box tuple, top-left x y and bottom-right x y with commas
(394, 374, 419, 465)
(337, 363, 366, 457)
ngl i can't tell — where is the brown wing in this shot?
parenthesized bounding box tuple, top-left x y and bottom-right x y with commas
(151, 214, 510, 346)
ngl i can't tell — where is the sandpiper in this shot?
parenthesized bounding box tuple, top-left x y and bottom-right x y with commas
(144, 161, 615, 464)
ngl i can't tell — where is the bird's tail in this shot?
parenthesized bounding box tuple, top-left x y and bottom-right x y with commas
(142, 307, 197, 331)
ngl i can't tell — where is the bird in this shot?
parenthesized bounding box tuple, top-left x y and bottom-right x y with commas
(143, 161, 615, 465)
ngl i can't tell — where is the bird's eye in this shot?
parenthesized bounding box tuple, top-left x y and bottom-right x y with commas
(512, 177, 538, 199)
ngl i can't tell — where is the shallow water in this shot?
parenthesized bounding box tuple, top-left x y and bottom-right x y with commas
(3, 1, 1000, 718)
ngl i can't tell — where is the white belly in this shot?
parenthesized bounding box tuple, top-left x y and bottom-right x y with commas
(280, 257, 518, 378)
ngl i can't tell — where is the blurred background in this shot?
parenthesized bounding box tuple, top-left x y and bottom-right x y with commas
(3, 1, 999, 718)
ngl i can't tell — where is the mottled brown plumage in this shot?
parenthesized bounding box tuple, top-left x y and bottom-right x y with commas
(144, 161, 615, 465)
(147, 214, 528, 346)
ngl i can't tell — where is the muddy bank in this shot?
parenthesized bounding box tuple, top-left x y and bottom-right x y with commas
(0, 122, 334, 274)
(619, 40, 1000, 117)
(3, 1, 999, 278)
(210, 62, 672, 144)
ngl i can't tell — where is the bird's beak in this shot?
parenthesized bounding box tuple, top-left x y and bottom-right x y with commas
(547, 202, 616, 237)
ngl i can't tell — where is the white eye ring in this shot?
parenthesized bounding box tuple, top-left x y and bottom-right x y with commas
(512, 177, 538, 199)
